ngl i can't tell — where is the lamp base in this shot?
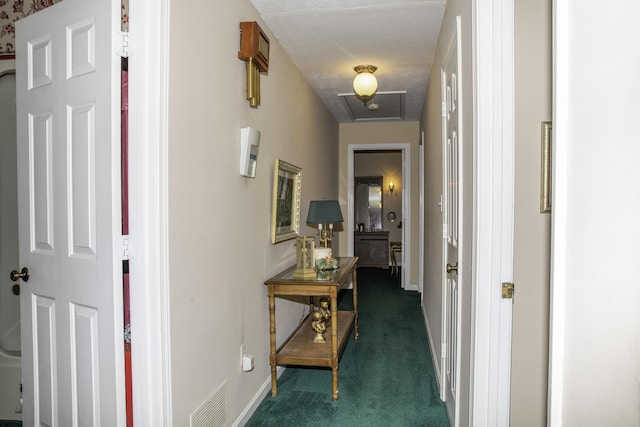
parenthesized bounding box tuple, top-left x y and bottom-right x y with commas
(293, 268, 317, 279)
(318, 225, 333, 248)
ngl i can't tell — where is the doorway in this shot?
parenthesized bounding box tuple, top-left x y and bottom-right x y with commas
(0, 67, 22, 422)
(347, 144, 412, 291)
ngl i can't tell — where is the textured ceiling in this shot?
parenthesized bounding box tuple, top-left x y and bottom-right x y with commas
(250, 0, 447, 122)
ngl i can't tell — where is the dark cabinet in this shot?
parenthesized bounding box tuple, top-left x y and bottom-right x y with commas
(354, 231, 389, 268)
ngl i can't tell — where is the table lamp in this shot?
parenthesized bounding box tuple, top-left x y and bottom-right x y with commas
(306, 200, 344, 248)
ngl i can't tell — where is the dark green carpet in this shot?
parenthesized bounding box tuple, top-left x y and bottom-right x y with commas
(246, 267, 449, 427)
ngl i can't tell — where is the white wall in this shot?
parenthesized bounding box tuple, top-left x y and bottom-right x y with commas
(510, 0, 551, 424)
(549, 0, 640, 424)
(167, 1, 339, 423)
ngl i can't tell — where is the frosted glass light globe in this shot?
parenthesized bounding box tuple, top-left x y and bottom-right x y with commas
(353, 72, 378, 98)
(352, 65, 378, 103)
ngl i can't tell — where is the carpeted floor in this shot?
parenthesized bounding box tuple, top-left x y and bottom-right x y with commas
(245, 267, 450, 427)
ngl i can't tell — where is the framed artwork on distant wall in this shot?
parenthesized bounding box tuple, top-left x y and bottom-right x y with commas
(271, 159, 302, 244)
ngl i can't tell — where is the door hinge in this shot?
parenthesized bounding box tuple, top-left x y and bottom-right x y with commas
(117, 31, 129, 58)
(502, 282, 514, 299)
(122, 235, 130, 260)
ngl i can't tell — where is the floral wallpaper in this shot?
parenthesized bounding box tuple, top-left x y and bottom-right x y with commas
(0, 0, 128, 58)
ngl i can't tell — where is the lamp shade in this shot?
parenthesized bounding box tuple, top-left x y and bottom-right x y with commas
(307, 200, 343, 224)
(352, 65, 378, 103)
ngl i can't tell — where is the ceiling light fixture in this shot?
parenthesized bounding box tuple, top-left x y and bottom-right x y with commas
(352, 65, 378, 105)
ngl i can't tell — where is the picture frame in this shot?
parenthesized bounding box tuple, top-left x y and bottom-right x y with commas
(540, 121, 552, 213)
(271, 159, 302, 244)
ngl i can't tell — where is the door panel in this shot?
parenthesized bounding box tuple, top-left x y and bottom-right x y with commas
(34, 295, 56, 425)
(69, 103, 97, 258)
(441, 18, 462, 426)
(16, 0, 124, 424)
(30, 111, 54, 253)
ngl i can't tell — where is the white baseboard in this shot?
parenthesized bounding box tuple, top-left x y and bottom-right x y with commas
(232, 366, 285, 427)
(405, 283, 419, 292)
(422, 304, 442, 393)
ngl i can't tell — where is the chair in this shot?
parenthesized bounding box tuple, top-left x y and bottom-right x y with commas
(389, 242, 402, 276)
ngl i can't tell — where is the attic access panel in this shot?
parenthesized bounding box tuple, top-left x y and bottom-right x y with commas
(338, 91, 406, 121)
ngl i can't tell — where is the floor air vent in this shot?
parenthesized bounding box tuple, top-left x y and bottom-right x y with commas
(190, 381, 227, 427)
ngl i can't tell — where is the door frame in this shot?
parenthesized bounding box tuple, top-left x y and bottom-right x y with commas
(127, 0, 173, 424)
(418, 133, 425, 298)
(470, 0, 515, 424)
(347, 143, 411, 291)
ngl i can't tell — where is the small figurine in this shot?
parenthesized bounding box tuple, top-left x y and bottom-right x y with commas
(319, 298, 331, 326)
(311, 311, 326, 343)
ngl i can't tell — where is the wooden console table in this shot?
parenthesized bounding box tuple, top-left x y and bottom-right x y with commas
(264, 256, 359, 401)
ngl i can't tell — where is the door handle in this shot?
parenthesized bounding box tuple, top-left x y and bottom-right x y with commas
(446, 262, 458, 273)
(10, 267, 30, 282)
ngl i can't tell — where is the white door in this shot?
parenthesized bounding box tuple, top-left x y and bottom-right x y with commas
(15, 0, 124, 424)
(441, 18, 462, 426)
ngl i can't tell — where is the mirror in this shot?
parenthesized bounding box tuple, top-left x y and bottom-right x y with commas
(355, 176, 383, 231)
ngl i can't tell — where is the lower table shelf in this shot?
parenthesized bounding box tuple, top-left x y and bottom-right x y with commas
(276, 311, 355, 367)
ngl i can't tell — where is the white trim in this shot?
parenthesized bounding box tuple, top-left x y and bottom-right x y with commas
(347, 143, 411, 290)
(128, 0, 172, 424)
(233, 366, 285, 426)
(401, 146, 413, 290)
(440, 64, 449, 403)
(418, 132, 425, 297)
(471, 0, 515, 425)
(423, 304, 442, 390)
(547, 0, 568, 424)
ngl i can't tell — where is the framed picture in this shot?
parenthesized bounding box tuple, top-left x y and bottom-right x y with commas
(271, 159, 302, 244)
(540, 121, 552, 213)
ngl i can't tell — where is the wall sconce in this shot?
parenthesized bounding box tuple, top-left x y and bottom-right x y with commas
(307, 200, 344, 248)
(388, 181, 395, 194)
(353, 65, 378, 105)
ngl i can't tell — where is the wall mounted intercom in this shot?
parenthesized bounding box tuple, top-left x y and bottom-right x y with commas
(240, 126, 261, 178)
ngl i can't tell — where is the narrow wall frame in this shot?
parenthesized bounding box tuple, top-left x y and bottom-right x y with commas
(540, 121, 552, 213)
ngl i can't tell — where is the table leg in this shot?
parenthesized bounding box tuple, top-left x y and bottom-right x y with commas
(331, 288, 339, 401)
(390, 247, 397, 275)
(268, 288, 277, 396)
